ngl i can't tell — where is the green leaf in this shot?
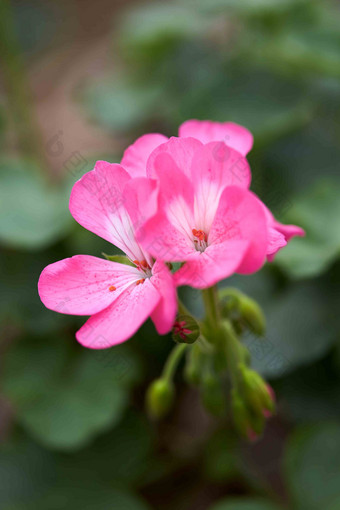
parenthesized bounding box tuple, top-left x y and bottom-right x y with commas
(179, 70, 313, 145)
(209, 497, 282, 510)
(2, 337, 141, 450)
(0, 411, 153, 509)
(82, 78, 164, 133)
(119, 3, 208, 61)
(35, 486, 151, 510)
(276, 360, 340, 423)
(244, 281, 339, 378)
(274, 180, 340, 278)
(0, 435, 56, 510)
(59, 410, 153, 485)
(184, 0, 309, 16)
(284, 423, 340, 510)
(248, 7, 340, 79)
(326, 496, 340, 510)
(0, 159, 73, 249)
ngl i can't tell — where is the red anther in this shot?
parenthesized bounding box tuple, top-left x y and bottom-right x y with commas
(136, 279, 145, 285)
(109, 285, 116, 292)
(133, 260, 139, 266)
(140, 260, 148, 268)
(192, 229, 207, 242)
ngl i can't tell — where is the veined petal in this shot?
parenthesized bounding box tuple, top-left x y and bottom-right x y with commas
(137, 210, 194, 262)
(76, 278, 161, 348)
(147, 136, 202, 180)
(154, 152, 195, 233)
(137, 153, 196, 261)
(209, 186, 268, 274)
(69, 161, 151, 264)
(121, 133, 168, 177)
(38, 255, 141, 316)
(150, 260, 177, 334)
(190, 142, 251, 234)
(179, 119, 253, 156)
(174, 240, 249, 289)
(123, 177, 159, 233)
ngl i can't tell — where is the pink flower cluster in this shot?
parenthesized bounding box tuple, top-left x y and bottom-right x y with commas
(38, 120, 304, 348)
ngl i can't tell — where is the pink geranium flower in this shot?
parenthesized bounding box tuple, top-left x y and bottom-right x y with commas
(132, 138, 269, 288)
(120, 119, 304, 259)
(38, 161, 177, 348)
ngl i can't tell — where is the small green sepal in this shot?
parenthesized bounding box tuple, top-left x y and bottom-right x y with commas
(102, 253, 135, 267)
(146, 378, 175, 420)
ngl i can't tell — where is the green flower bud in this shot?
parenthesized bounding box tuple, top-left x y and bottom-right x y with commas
(146, 378, 175, 419)
(219, 288, 265, 336)
(231, 389, 251, 437)
(238, 296, 266, 336)
(239, 365, 276, 418)
(231, 389, 264, 441)
(172, 315, 200, 344)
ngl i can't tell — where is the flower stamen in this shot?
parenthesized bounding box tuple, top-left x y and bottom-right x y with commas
(134, 260, 152, 277)
(192, 229, 208, 252)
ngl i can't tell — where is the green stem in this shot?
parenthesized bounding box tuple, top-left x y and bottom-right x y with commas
(202, 285, 220, 329)
(222, 320, 246, 387)
(162, 344, 187, 382)
(0, 0, 49, 176)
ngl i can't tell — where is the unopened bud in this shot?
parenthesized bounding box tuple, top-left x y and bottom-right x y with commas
(231, 389, 251, 437)
(239, 296, 266, 336)
(219, 288, 265, 336)
(172, 315, 200, 344)
(146, 378, 175, 419)
(239, 365, 275, 418)
(231, 389, 264, 440)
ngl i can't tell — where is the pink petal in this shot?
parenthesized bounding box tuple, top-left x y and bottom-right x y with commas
(187, 142, 250, 234)
(174, 240, 249, 289)
(123, 177, 159, 232)
(179, 119, 253, 156)
(137, 210, 194, 262)
(262, 204, 305, 261)
(210, 186, 268, 274)
(137, 154, 196, 261)
(191, 141, 251, 194)
(272, 221, 305, 243)
(69, 161, 151, 264)
(121, 133, 168, 177)
(147, 136, 202, 180)
(150, 260, 177, 334)
(267, 227, 287, 256)
(38, 255, 141, 316)
(153, 152, 195, 211)
(76, 278, 161, 348)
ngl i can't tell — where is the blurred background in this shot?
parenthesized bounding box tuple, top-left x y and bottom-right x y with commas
(1, 0, 340, 509)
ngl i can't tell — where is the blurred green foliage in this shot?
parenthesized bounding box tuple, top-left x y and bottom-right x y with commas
(1, 0, 340, 508)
